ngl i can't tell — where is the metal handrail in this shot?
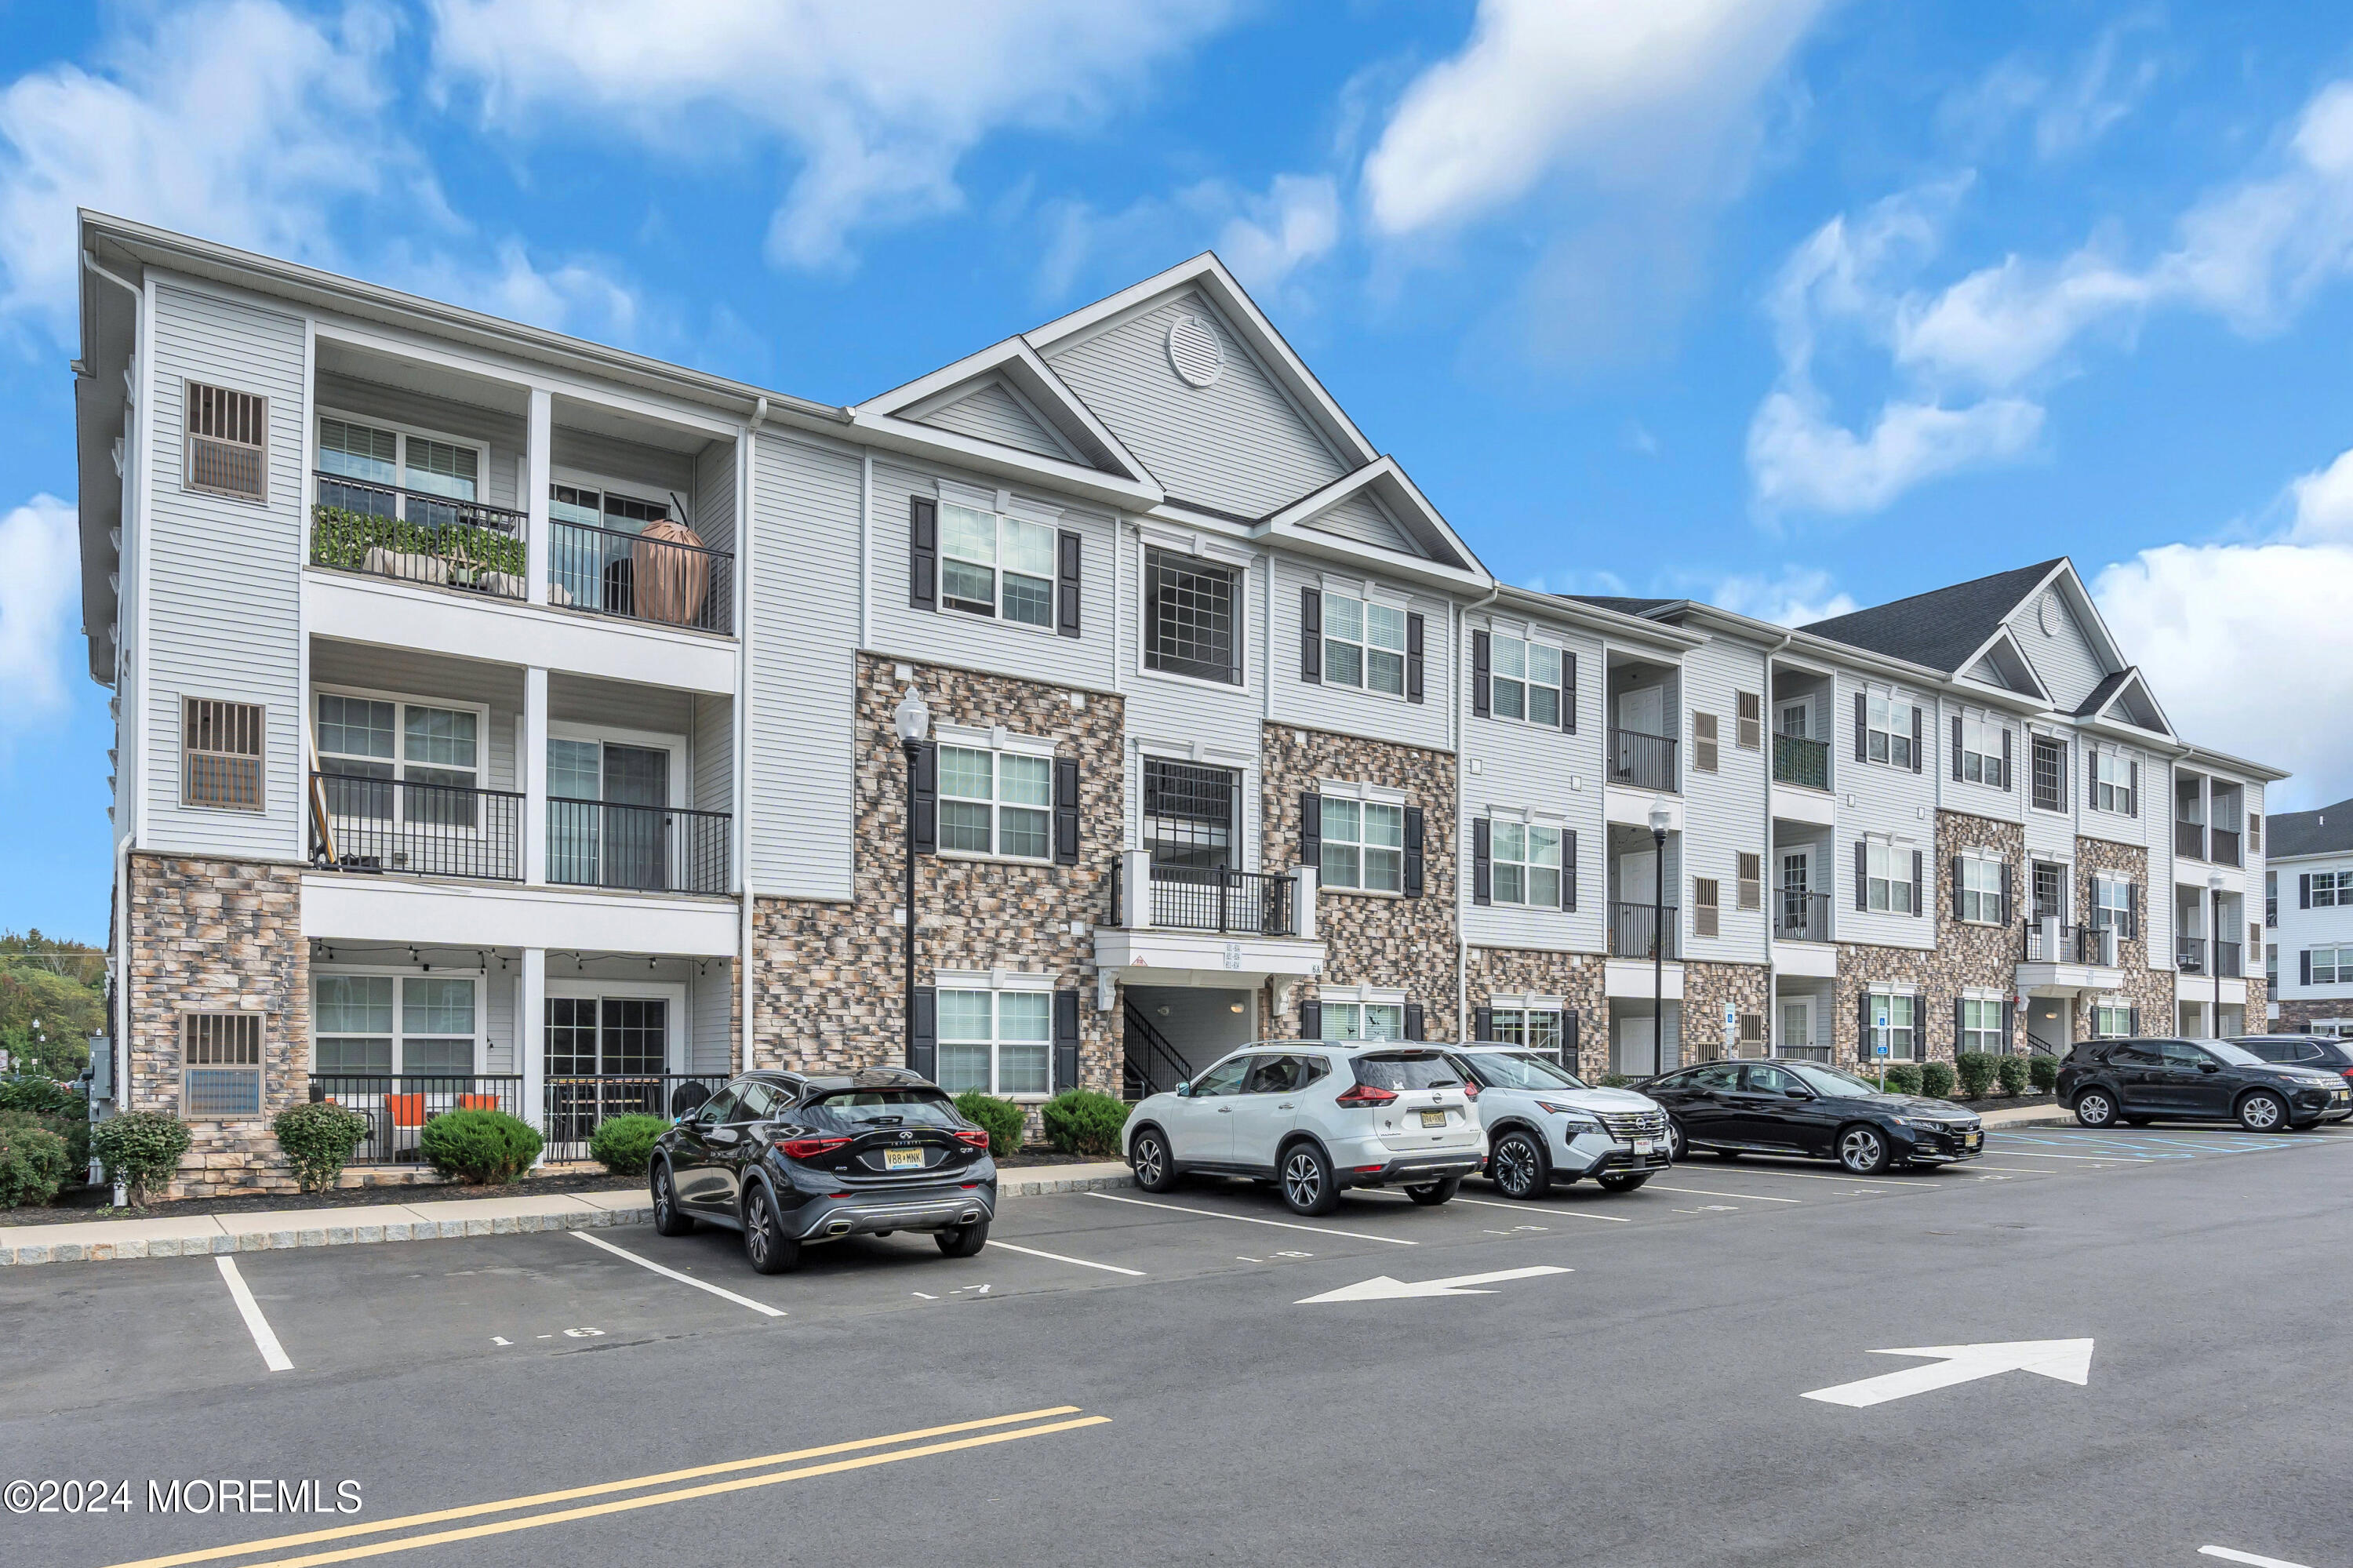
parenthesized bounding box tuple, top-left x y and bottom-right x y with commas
(548, 515, 733, 633)
(2177, 935, 2207, 974)
(1609, 900, 1678, 959)
(1606, 728, 1679, 794)
(310, 471, 529, 599)
(1144, 866, 1297, 936)
(1774, 890, 1831, 943)
(309, 772, 523, 881)
(542, 1073, 730, 1162)
(2209, 827, 2242, 868)
(547, 797, 732, 895)
(1772, 733, 1830, 791)
(2214, 939, 2243, 979)
(307, 1074, 526, 1164)
(2174, 820, 2205, 860)
(1121, 1002, 1193, 1101)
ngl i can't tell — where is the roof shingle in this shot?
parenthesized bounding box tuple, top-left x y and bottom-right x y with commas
(1798, 559, 2066, 673)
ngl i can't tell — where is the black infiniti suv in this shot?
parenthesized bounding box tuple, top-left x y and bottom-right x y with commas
(2057, 1038, 2352, 1132)
(650, 1067, 998, 1274)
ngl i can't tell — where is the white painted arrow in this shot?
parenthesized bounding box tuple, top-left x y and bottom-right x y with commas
(1802, 1338, 2094, 1408)
(1294, 1265, 1570, 1304)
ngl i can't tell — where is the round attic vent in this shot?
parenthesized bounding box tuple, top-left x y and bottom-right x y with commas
(2038, 593, 2062, 636)
(1167, 315, 1223, 388)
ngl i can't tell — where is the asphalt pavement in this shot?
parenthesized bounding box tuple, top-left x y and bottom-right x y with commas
(2, 1122, 2348, 1568)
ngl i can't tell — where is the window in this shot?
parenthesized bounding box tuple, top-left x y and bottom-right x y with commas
(1959, 997, 2006, 1053)
(1322, 797, 1404, 893)
(1780, 702, 1809, 738)
(2092, 1004, 2133, 1039)
(2091, 751, 2135, 814)
(2031, 860, 2064, 919)
(1958, 857, 2005, 923)
(2311, 947, 2353, 985)
(1693, 878, 1720, 938)
(313, 974, 478, 1077)
(1737, 852, 1762, 911)
(2311, 871, 2352, 908)
(1866, 842, 1915, 914)
(1693, 711, 1719, 773)
(1489, 1009, 1566, 1055)
(1322, 591, 1407, 696)
(186, 382, 267, 501)
(182, 1013, 263, 1117)
(938, 744, 1053, 859)
(1144, 549, 1239, 683)
(1489, 635, 1565, 726)
(1489, 820, 1562, 908)
(936, 988, 1051, 1096)
(1320, 1001, 1405, 1042)
(1864, 992, 1917, 1061)
(2268, 944, 2278, 983)
(1736, 691, 1762, 749)
(184, 697, 264, 811)
(2091, 875, 2133, 934)
(1959, 714, 2005, 785)
(315, 693, 481, 827)
(1143, 759, 1235, 873)
(1867, 693, 1914, 767)
(2031, 736, 2066, 812)
(940, 500, 1056, 628)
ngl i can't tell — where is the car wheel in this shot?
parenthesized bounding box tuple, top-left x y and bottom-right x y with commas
(2237, 1090, 2290, 1133)
(1489, 1130, 1551, 1199)
(1279, 1142, 1340, 1216)
(1837, 1125, 1891, 1175)
(2073, 1088, 2119, 1129)
(1664, 1118, 1688, 1162)
(1129, 1127, 1180, 1193)
(650, 1161, 696, 1236)
(741, 1184, 800, 1275)
(934, 1217, 990, 1257)
(1595, 1172, 1651, 1193)
(1406, 1176, 1461, 1206)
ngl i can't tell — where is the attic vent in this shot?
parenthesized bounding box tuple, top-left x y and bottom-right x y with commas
(1167, 315, 1223, 388)
(2038, 593, 2061, 637)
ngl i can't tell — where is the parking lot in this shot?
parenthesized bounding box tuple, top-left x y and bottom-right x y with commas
(5, 1122, 2351, 1568)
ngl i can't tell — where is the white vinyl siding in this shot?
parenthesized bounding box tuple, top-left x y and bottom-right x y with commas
(918, 380, 1075, 460)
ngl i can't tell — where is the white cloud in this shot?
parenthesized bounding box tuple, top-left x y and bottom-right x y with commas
(0, 495, 78, 723)
(1706, 565, 1857, 627)
(427, 0, 1239, 273)
(1940, 19, 2162, 163)
(1042, 172, 1341, 303)
(1748, 388, 2043, 515)
(2289, 446, 2353, 542)
(1215, 176, 1343, 297)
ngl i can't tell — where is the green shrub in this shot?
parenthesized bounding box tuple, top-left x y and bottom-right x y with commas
(418, 1108, 543, 1184)
(0, 1119, 70, 1208)
(1996, 1054, 2031, 1097)
(1880, 1063, 1923, 1095)
(271, 1102, 373, 1193)
(1038, 1090, 1131, 1159)
(1955, 1053, 1999, 1100)
(1919, 1061, 1957, 1099)
(2028, 1055, 2060, 1093)
(953, 1093, 1026, 1159)
(90, 1110, 192, 1204)
(0, 1073, 80, 1115)
(587, 1115, 669, 1177)
(3, 1101, 89, 1180)
(1599, 1073, 1638, 1089)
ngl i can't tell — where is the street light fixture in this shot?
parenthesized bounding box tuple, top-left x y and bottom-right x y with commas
(1649, 800, 1672, 1071)
(2207, 870, 2225, 1038)
(894, 689, 931, 1070)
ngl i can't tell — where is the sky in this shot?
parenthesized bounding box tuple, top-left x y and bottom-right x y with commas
(6, 0, 2353, 944)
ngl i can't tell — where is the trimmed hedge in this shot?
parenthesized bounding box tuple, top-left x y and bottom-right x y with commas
(91, 1111, 192, 1205)
(1955, 1052, 2001, 1101)
(953, 1093, 1026, 1159)
(418, 1108, 543, 1184)
(2028, 1055, 2060, 1093)
(1919, 1060, 1957, 1099)
(272, 1101, 373, 1192)
(1038, 1090, 1131, 1159)
(588, 1115, 669, 1177)
(1996, 1054, 2031, 1097)
(0, 1116, 71, 1209)
(1880, 1063, 1924, 1095)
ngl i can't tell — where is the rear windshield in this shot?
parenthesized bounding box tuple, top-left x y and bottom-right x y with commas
(790, 1089, 966, 1134)
(1460, 1051, 1587, 1091)
(1353, 1052, 1463, 1090)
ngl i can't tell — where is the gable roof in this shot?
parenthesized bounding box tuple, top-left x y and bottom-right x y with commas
(2268, 797, 2353, 859)
(1256, 457, 1482, 576)
(1798, 559, 2066, 672)
(853, 337, 1155, 489)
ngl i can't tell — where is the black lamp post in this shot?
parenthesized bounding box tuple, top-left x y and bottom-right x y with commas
(2208, 871, 2224, 1037)
(894, 689, 931, 1068)
(1649, 800, 1672, 1070)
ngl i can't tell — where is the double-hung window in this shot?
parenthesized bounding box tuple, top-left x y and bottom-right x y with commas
(1958, 857, 2004, 923)
(318, 415, 482, 524)
(938, 743, 1053, 860)
(940, 500, 1056, 628)
(1959, 996, 2006, 1053)
(1489, 820, 1562, 908)
(1866, 842, 1915, 914)
(2311, 947, 2353, 985)
(313, 974, 478, 1077)
(2031, 736, 2066, 812)
(1865, 991, 1917, 1061)
(2092, 1003, 2133, 1039)
(1144, 549, 1239, 683)
(2311, 871, 2350, 908)
(1489, 1008, 1566, 1054)
(936, 988, 1051, 1097)
(1489, 635, 1564, 726)
(2091, 875, 2133, 934)
(1959, 714, 2003, 784)
(1866, 694, 1914, 767)
(1321, 798, 1404, 893)
(2090, 751, 2134, 814)
(1320, 1001, 1405, 1042)
(1322, 591, 1407, 696)
(315, 692, 482, 827)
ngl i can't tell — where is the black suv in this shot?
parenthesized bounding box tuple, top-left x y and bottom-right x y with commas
(1642, 1058, 1984, 1174)
(649, 1067, 998, 1274)
(2057, 1038, 2352, 1132)
(2234, 1035, 2353, 1122)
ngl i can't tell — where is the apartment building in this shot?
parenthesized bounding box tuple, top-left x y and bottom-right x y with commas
(2263, 797, 2353, 1035)
(67, 213, 2287, 1196)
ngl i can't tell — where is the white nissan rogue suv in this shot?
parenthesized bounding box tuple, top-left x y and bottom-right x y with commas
(1443, 1046, 1671, 1197)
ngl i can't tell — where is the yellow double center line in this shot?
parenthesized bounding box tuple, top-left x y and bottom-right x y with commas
(101, 1406, 1107, 1568)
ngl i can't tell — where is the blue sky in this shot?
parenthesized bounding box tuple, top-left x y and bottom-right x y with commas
(8, 0, 2353, 943)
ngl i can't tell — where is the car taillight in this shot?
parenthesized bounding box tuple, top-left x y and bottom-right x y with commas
(2340, 1067, 2353, 1082)
(1460, 1082, 1480, 1101)
(956, 1129, 992, 1149)
(1335, 1082, 1398, 1108)
(780, 1135, 853, 1159)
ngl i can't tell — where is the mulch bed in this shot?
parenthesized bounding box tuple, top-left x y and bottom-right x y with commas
(0, 1170, 639, 1228)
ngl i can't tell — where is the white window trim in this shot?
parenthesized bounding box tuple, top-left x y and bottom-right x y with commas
(935, 733, 1059, 865)
(1864, 686, 1917, 769)
(1316, 777, 1408, 806)
(1486, 811, 1564, 909)
(1316, 581, 1412, 702)
(315, 682, 498, 835)
(2028, 729, 2071, 816)
(1315, 983, 1408, 1006)
(2089, 747, 2135, 815)
(1136, 537, 1253, 693)
(544, 977, 692, 1075)
(547, 467, 677, 525)
(1958, 708, 2006, 787)
(1480, 620, 1571, 729)
(317, 406, 491, 505)
(1318, 791, 1407, 896)
(1864, 839, 1917, 915)
(933, 480, 1060, 636)
(932, 974, 1058, 1100)
(311, 965, 487, 1076)
(1957, 853, 2006, 926)
(1488, 991, 1566, 1011)
(547, 719, 692, 809)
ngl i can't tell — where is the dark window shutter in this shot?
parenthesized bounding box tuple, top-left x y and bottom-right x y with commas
(1999, 861, 2013, 926)
(1562, 829, 1577, 910)
(1299, 997, 1321, 1041)
(2088, 756, 2097, 810)
(1403, 806, 1425, 897)
(1403, 1002, 1426, 1041)
(2125, 1005, 2137, 1036)
(2126, 759, 2138, 817)
(1053, 755, 1080, 864)
(1911, 706, 1922, 773)
(1951, 857, 1965, 919)
(1300, 585, 1321, 683)
(1471, 630, 1491, 718)
(1300, 792, 1322, 871)
(2300, 874, 2312, 909)
(910, 986, 937, 1079)
(1951, 715, 1963, 781)
(910, 741, 937, 856)
(908, 497, 936, 611)
(1854, 839, 1868, 911)
(1056, 529, 1082, 638)
(1562, 651, 1577, 733)
(2001, 727, 2013, 791)
(1911, 849, 1924, 915)
(1473, 1006, 1493, 1042)
(2005, 999, 2017, 1044)
(2302, 950, 2313, 986)
(1854, 691, 1867, 762)
(1054, 988, 1081, 1092)
(1563, 1009, 1580, 1059)
(1471, 817, 1492, 906)
(1406, 612, 1425, 704)
(2126, 881, 2139, 940)
(1857, 989, 1871, 1049)
(1954, 996, 1965, 1050)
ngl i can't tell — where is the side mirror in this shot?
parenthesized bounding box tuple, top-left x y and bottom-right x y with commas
(1174, 1081, 1192, 1098)
(1784, 1087, 1813, 1100)
(2199, 1061, 2220, 1073)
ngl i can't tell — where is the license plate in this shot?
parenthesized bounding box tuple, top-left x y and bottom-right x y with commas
(1419, 1110, 1447, 1129)
(1632, 1138, 1659, 1155)
(883, 1148, 925, 1170)
(1965, 1132, 1982, 1149)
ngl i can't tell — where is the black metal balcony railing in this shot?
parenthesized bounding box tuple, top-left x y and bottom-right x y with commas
(1775, 890, 1831, 943)
(1109, 860, 1299, 937)
(549, 517, 733, 634)
(311, 474, 529, 599)
(1773, 732, 1830, 791)
(2177, 936, 2207, 974)
(2023, 919, 2111, 965)
(1607, 728, 1680, 794)
(2175, 820, 2206, 860)
(310, 772, 523, 880)
(547, 799, 732, 895)
(543, 1074, 729, 1162)
(2209, 827, 2242, 868)
(306, 1075, 527, 1164)
(1610, 901, 1679, 960)
(2215, 939, 2243, 979)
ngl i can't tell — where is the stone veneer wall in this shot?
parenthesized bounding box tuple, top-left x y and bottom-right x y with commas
(2274, 995, 2344, 1032)
(1464, 948, 1606, 1079)
(1680, 959, 1772, 1062)
(1260, 723, 1459, 1041)
(125, 855, 308, 1199)
(2070, 835, 2175, 1041)
(751, 655, 1125, 1095)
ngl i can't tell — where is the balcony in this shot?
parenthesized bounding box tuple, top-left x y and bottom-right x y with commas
(2175, 820, 2205, 860)
(1107, 861, 1299, 937)
(2214, 939, 2243, 979)
(548, 799, 733, 896)
(311, 474, 529, 600)
(549, 514, 733, 635)
(2024, 919, 2115, 966)
(1774, 891, 1831, 944)
(2209, 827, 2242, 868)
(310, 773, 522, 880)
(1772, 733, 1830, 791)
(1096, 854, 1324, 995)
(1609, 900, 1678, 960)
(307, 1074, 527, 1164)
(2177, 936, 2206, 974)
(1607, 729, 1679, 794)
(544, 1073, 729, 1162)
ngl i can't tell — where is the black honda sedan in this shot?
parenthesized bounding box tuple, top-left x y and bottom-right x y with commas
(2057, 1038, 2352, 1132)
(1643, 1058, 1984, 1174)
(649, 1067, 998, 1274)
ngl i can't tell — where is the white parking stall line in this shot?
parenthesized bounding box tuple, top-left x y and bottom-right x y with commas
(1085, 1191, 1417, 1245)
(1667, 1167, 1922, 1188)
(1647, 1184, 1802, 1204)
(2201, 1544, 2313, 1567)
(216, 1256, 293, 1373)
(1981, 1149, 2152, 1162)
(570, 1231, 787, 1316)
(1451, 1195, 1635, 1222)
(985, 1239, 1147, 1277)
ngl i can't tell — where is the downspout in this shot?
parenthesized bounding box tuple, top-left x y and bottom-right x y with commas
(739, 396, 765, 1072)
(1457, 578, 1501, 1046)
(1763, 630, 1794, 1055)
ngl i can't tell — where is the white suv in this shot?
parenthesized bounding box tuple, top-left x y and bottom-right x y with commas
(1443, 1046, 1670, 1198)
(1123, 1042, 1486, 1215)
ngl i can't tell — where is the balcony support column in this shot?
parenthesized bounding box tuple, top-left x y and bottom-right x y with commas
(1293, 864, 1318, 941)
(520, 946, 547, 1153)
(526, 387, 552, 606)
(524, 666, 548, 886)
(1121, 849, 1152, 929)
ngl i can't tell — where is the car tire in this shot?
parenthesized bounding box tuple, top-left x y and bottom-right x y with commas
(2237, 1090, 2290, 1133)
(935, 1217, 990, 1257)
(1278, 1141, 1340, 1216)
(1489, 1130, 1551, 1199)
(650, 1161, 696, 1236)
(2073, 1088, 2120, 1129)
(741, 1184, 800, 1275)
(2121, 1116, 2151, 1127)
(1405, 1176, 1461, 1206)
(1713, 1148, 1744, 1161)
(1595, 1172, 1651, 1193)
(1664, 1118, 1688, 1162)
(1837, 1124, 1891, 1175)
(1129, 1126, 1180, 1192)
